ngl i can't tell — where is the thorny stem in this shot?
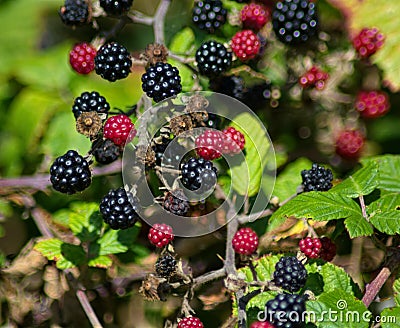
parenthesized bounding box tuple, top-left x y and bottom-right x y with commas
(362, 267, 391, 308)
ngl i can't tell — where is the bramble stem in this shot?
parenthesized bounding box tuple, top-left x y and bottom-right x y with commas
(362, 267, 391, 307)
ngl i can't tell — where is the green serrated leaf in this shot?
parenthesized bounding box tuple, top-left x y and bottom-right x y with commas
(381, 307, 400, 328)
(68, 203, 103, 242)
(168, 27, 195, 53)
(52, 209, 71, 228)
(369, 211, 400, 234)
(98, 229, 129, 256)
(320, 263, 353, 295)
(88, 255, 113, 269)
(373, 155, 400, 192)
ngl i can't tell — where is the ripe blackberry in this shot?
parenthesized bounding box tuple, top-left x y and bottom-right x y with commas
(355, 90, 390, 119)
(209, 75, 246, 102)
(299, 237, 321, 259)
(91, 139, 120, 165)
(163, 189, 190, 216)
(95, 42, 132, 82)
(241, 3, 269, 31)
(232, 227, 259, 255)
(103, 114, 136, 146)
(273, 256, 308, 292)
(319, 237, 336, 261)
(221, 127, 245, 155)
(181, 157, 218, 192)
(178, 316, 204, 328)
(335, 130, 364, 160)
(301, 163, 333, 192)
(231, 30, 261, 61)
(272, 0, 318, 45)
(250, 322, 275, 328)
(266, 293, 306, 328)
(155, 254, 177, 278)
(69, 43, 96, 75)
(195, 130, 224, 161)
(141, 62, 182, 102)
(203, 113, 221, 130)
(148, 223, 174, 248)
(353, 28, 384, 59)
(195, 41, 232, 77)
(50, 150, 91, 194)
(299, 66, 329, 90)
(100, 0, 133, 16)
(192, 0, 227, 34)
(72, 91, 110, 119)
(59, 0, 89, 26)
(153, 140, 186, 167)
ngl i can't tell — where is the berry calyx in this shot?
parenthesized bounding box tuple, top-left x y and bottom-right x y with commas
(221, 127, 245, 155)
(103, 114, 136, 146)
(195, 40, 232, 77)
(355, 90, 390, 119)
(192, 0, 227, 34)
(231, 30, 261, 61)
(232, 227, 259, 255)
(241, 3, 269, 31)
(266, 293, 306, 328)
(69, 42, 96, 75)
(299, 237, 322, 259)
(100, 0, 133, 16)
(195, 130, 224, 160)
(273, 256, 308, 292)
(163, 189, 190, 216)
(250, 322, 275, 328)
(148, 223, 174, 248)
(301, 163, 333, 192)
(335, 130, 365, 160)
(319, 237, 336, 262)
(155, 253, 177, 278)
(177, 316, 204, 328)
(72, 91, 110, 119)
(181, 157, 218, 192)
(299, 66, 329, 90)
(353, 27, 384, 59)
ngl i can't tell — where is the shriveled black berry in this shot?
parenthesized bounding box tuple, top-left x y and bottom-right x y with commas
(163, 189, 190, 216)
(100, 187, 139, 230)
(141, 63, 182, 103)
(50, 150, 91, 194)
(72, 91, 110, 119)
(155, 254, 177, 278)
(92, 139, 120, 165)
(273, 256, 308, 293)
(209, 75, 246, 102)
(266, 293, 306, 328)
(100, 0, 133, 16)
(272, 0, 318, 45)
(195, 41, 232, 77)
(95, 42, 132, 82)
(181, 157, 217, 192)
(192, 0, 227, 34)
(301, 163, 333, 192)
(59, 0, 89, 26)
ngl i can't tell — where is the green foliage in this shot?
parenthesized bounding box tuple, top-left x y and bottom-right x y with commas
(381, 307, 400, 327)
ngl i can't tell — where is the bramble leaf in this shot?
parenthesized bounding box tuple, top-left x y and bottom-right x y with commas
(88, 255, 113, 269)
(381, 307, 400, 328)
(68, 203, 103, 242)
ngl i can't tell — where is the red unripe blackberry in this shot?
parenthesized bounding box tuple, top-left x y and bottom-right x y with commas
(59, 0, 89, 26)
(355, 90, 390, 119)
(72, 91, 110, 119)
(250, 322, 275, 328)
(195, 130, 224, 160)
(299, 237, 322, 259)
(155, 253, 177, 278)
(335, 130, 365, 160)
(232, 227, 259, 255)
(192, 0, 227, 34)
(319, 237, 336, 261)
(299, 66, 329, 90)
(100, 0, 133, 16)
(352, 27, 384, 59)
(241, 3, 269, 31)
(231, 30, 261, 61)
(195, 40, 232, 77)
(103, 114, 136, 146)
(221, 127, 245, 155)
(273, 256, 308, 292)
(177, 316, 204, 328)
(148, 223, 174, 248)
(69, 43, 96, 75)
(163, 189, 190, 216)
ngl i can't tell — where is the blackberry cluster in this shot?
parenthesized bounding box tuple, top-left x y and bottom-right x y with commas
(155, 254, 177, 278)
(91, 139, 120, 165)
(273, 256, 308, 293)
(100, 187, 139, 230)
(266, 293, 306, 328)
(301, 163, 333, 192)
(59, 0, 89, 26)
(95, 42, 132, 82)
(163, 189, 190, 216)
(72, 91, 110, 119)
(355, 90, 390, 119)
(272, 0, 318, 45)
(192, 0, 227, 34)
(195, 41, 232, 77)
(100, 0, 133, 16)
(50, 150, 92, 194)
(181, 157, 217, 192)
(353, 28, 384, 58)
(141, 62, 182, 102)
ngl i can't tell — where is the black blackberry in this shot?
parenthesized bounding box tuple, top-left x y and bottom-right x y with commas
(153, 140, 186, 167)
(242, 82, 272, 110)
(141, 63, 182, 103)
(301, 163, 333, 192)
(100, 0, 133, 16)
(192, 0, 227, 34)
(155, 254, 177, 278)
(273, 256, 308, 293)
(203, 113, 220, 129)
(59, 0, 89, 26)
(50, 150, 91, 194)
(209, 75, 246, 102)
(272, 0, 318, 45)
(100, 187, 140, 230)
(163, 189, 190, 216)
(92, 139, 120, 165)
(195, 41, 232, 77)
(181, 157, 217, 192)
(266, 293, 306, 328)
(72, 91, 110, 119)
(95, 42, 132, 82)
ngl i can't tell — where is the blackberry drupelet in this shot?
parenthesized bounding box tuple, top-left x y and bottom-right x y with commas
(273, 256, 308, 293)
(195, 41, 232, 77)
(266, 293, 306, 328)
(155, 254, 177, 278)
(272, 0, 318, 45)
(95, 42, 132, 82)
(92, 139, 120, 165)
(100, 0, 133, 16)
(72, 91, 110, 119)
(50, 150, 92, 194)
(141, 62, 182, 102)
(100, 187, 139, 230)
(301, 163, 333, 192)
(181, 157, 217, 192)
(192, 0, 227, 34)
(59, 0, 89, 26)
(163, 189, 190, 216)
